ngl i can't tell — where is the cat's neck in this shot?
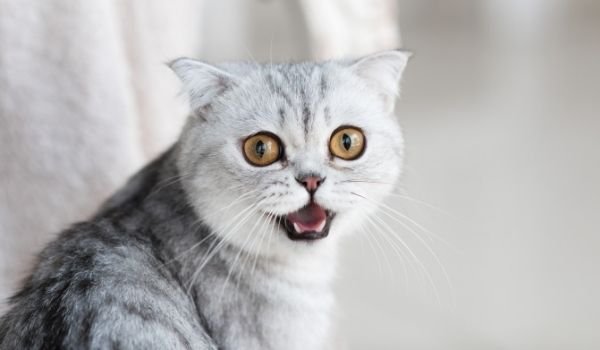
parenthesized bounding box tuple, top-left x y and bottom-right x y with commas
(179, 222, 336, 350)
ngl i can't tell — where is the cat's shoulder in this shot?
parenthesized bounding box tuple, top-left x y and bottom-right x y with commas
(0, 220, 215, 349)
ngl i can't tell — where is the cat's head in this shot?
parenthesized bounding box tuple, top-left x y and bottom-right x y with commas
(171, 50, 410, 259)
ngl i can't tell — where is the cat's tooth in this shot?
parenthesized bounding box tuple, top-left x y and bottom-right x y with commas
(293, 223, 302, 233)
(316, 220, 326, 232)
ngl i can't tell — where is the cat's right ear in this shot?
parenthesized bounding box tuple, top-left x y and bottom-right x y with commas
(350, 50, 412, 113)
(169, 58, 237, 116)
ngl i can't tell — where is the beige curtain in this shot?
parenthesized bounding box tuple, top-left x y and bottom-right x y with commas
(0, 0, 202, 309)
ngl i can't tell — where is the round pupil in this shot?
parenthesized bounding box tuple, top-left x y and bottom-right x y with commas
(342, 133, 352, 151)
(255, 140, 266, 158)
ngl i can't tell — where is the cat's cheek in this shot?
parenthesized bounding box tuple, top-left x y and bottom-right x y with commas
(329, 212, 366, 237)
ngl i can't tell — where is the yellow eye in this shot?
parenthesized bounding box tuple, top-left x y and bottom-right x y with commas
(329, 127, 365, 160)
(243, 132, 282, 166)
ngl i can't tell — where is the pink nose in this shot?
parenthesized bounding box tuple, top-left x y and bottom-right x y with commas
(296, 175, 324, 193)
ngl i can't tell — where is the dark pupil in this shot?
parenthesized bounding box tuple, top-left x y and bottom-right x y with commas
(255, 140, 266, 158)
(342, 134, 352, 151)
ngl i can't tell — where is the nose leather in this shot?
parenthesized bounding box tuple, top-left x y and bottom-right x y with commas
(296, 175, 325, 193)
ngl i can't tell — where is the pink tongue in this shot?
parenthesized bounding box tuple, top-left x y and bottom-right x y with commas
(287, 203, 327, 233)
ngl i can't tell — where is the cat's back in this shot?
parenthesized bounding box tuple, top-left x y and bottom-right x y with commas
(0, 218, 214, 349)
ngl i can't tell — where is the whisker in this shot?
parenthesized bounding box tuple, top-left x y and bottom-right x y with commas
(217, 206, 266, 303)
(164, 190, 260, 266)
(147, 172, 197, 198)
(353, 192, 436, 242)
(186, 198, 267, 293)
(368, 211, 434, 295)
(362, 214, 411, 285)
(201, 189, 261, 220)
(357, 221, 384, 278)
(386, 192, 453, 218)
(340, 179, 395, 186)
(368, 210, 442, 304)
(265, 214, 280, 256)
(351, 191, 452, 304)
(363, 219, 395, 279)
(233, 214, 268, 290)
(251, 211, 275, 277)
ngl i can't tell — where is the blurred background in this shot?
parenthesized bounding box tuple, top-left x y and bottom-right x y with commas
(1, 0, 599, 348)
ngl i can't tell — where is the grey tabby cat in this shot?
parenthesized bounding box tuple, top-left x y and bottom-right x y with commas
(0, 50, 410, 349)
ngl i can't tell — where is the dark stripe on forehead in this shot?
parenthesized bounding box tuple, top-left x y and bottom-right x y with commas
(278, 107, 286, 128)
(270, 64, 327, 136)
(324, 106, 331, 124)
(302, 105, 311, 136)
(299, 83, 311, 136)
(265, 72, 277, 92)
(265, 72, 294, 108)
(319, 72, 328, 100)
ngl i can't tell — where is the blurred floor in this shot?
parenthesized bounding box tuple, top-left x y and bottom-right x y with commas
(335, 1, 600, 349)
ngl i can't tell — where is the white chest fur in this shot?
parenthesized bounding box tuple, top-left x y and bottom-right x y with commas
(200, 248, 337, 350)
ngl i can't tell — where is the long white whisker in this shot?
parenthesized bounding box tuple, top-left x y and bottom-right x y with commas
(237, 210, 271, 282)
(251, 211, 275, 277)
(233, 215, 267, 289)
(352, 192, 451, 304)
(217, 205, 266, 303)
(201, 189, 261, 220)
(377, 198, 451, 246)
(265, 214, 279, 256)
(371, 202, 453, 298)
(362, 214, 410, 285)
(186, 198, 267, 293)
(167, 190, 260, 266)
(386, 191, 452, 217)
(363, 218, 395, 279)
(370, 211, 434, 294)
(357, 221, 384, 278)
(370, 210, 441, 304)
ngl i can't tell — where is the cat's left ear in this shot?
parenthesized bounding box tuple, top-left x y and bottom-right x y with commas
(169, 58, 237, 116)
(350, 49, 412, 113)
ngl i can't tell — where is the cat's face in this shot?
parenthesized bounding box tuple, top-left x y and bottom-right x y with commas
(173, 51, 409, 258)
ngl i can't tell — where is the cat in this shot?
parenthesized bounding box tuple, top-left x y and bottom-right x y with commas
(0, 49, 410, 349)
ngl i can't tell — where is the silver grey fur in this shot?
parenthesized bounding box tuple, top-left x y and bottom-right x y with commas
(0, 50, 410, 349)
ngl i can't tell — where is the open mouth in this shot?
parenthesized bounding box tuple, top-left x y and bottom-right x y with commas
(280, 202, 335, 241)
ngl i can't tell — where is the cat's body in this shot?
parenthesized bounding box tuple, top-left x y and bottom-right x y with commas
(0, 148, 333, 349)
(0, 51, 410, 349)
